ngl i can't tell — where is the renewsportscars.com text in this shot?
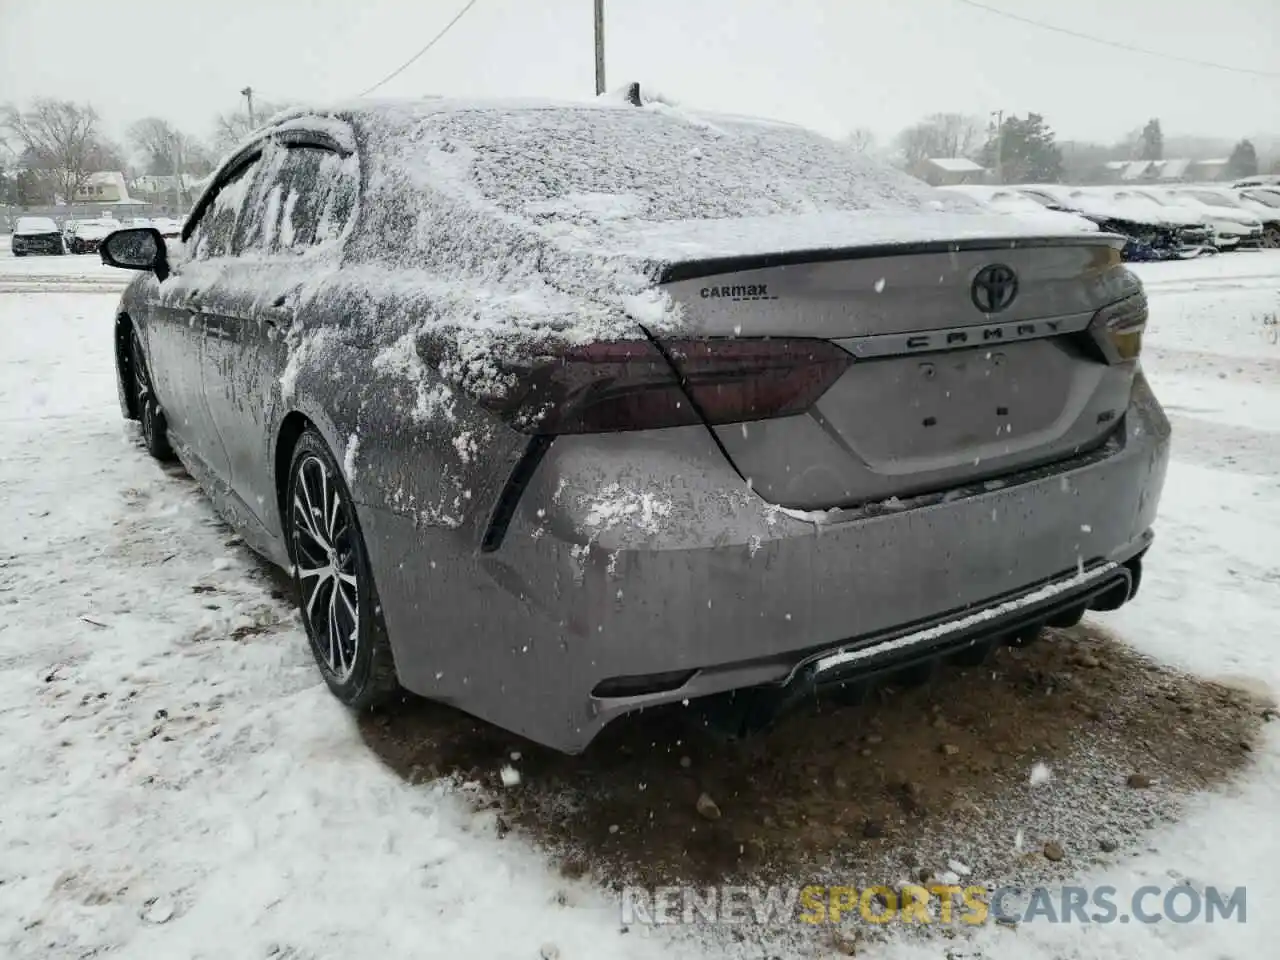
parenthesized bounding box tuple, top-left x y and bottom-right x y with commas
(621, 884, 1247, 926)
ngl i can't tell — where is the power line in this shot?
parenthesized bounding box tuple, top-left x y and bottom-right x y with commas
(954, 0, 1280, 79)
(357, 0, 481, 98)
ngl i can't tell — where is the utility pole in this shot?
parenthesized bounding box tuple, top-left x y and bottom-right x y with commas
(172, 138, 183, 213)
(990, 109, 1004, 184)
(593, 0, 605, 96)
(241, 86, 256, 128)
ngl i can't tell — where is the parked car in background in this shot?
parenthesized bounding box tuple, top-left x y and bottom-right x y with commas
(1012, 185, 1208, 260)
(148, 216, 183, 238)
(1124, 187, 1218, 226)
(1099, 189, 1215, 249)
(1232, 175, 1280, 189)
(1239, 186, 1280, 242)
(1006, 184, 1080, 211)
(67, 218, 118, 254)
(937, 184, 1099, 233)
(98, 99, 1167, 753)
(1164, 185, 1279, 248)
(130, 217, 153, 229)
(1160, 187, 1264, 248)
(11, 216, 66, 256)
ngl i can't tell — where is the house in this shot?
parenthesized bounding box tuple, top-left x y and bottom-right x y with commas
(1155, 158, 1192, 181)
(911, 157, 987, 186)
(73, 171, 133, 203)
(130, 173, 204, 200)
(1191, 159, 1230, 181)
(1098, 158, 1213, 185)
(1119, 160, 1153, 181)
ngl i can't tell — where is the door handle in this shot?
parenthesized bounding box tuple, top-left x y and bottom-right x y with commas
(204, 323, 230, 340)
(263, 294, 296, 329)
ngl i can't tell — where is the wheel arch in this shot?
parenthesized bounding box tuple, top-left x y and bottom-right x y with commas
(115, 311, 138, 421)
(274, 410, 314, 530)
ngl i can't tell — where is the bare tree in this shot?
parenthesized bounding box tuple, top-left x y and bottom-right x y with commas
(212, 100, 287, 152)
(1, 99, 113, 205)
(895, 113, 982, 167)
(129, 117, 214, 175)
(844, 128, 878, 154)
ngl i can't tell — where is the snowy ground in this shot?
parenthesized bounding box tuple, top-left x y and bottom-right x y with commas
(0, 247, 1277, 959)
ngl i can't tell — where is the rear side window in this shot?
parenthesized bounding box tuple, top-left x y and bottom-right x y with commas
(238, 145, 358, 256)
(187, 157, 263, 260)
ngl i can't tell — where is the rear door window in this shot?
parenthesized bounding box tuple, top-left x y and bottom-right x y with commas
(236, 144, 358, 256)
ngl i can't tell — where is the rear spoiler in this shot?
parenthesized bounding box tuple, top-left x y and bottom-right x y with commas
(657, 234, 1127, 284)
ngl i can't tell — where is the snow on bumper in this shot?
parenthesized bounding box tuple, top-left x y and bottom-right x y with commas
(361, 373, 1169, 753)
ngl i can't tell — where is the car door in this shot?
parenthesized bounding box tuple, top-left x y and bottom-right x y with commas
(151, 150, 267, 483)
(199, 134, 359, 529)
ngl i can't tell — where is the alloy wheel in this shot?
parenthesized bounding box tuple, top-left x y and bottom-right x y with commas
(291, 454, 361, 681)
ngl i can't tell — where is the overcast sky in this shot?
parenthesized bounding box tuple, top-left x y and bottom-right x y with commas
(2, 0, 1277, 151)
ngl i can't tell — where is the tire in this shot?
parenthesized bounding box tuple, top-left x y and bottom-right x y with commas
(129, 330, 175, 461)
(1264, 227, 1280, 250)
(286, 428, 399, 709)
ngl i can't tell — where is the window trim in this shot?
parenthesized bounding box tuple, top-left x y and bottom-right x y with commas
(181, 119, 355, 244)
(181, 145, 264, 245)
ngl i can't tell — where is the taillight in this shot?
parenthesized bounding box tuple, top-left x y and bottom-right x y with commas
(486, 338, 852, 435)
(1087, 293, 1147, 364)
(666, 338, 853, 426)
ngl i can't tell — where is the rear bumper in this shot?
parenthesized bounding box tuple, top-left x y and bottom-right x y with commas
(362, 373, 1170, 753)
(732, 553, 1142, 730)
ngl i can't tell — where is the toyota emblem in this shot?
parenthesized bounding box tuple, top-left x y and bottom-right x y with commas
(971, 264, 1019, 313)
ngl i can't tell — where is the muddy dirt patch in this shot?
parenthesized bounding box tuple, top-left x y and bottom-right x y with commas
(361, 623, 1269, 894)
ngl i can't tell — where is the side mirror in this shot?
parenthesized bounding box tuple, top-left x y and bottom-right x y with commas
(101, 227, 169, 281)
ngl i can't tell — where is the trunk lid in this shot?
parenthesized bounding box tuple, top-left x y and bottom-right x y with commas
(658, 236, 1139, 509)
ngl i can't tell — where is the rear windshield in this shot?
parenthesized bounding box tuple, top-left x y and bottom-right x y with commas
(16, 217, 58, 233)
(411, 107, 958, 226)
(1243, 190, 1280, 208)
(1186, 190, 1237, 208)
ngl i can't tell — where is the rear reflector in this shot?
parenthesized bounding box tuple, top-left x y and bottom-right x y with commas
(488, 338, 852, 435)
(593, 669, 697, 699)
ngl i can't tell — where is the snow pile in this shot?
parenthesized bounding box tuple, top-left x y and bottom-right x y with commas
(1029, 761, 1054, 786)
(343, 432, 360, 481)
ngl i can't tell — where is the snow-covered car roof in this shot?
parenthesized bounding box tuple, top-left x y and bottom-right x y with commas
(936, 185, 1098, 232)
(1240, 188, 1280, 208)
(186, 99, 1127, 398)
(71, 220, 117, 238)
(1059, 188, 1202, 228)
(15, 216, 58, 234)
(207, 98, 1103, 273)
